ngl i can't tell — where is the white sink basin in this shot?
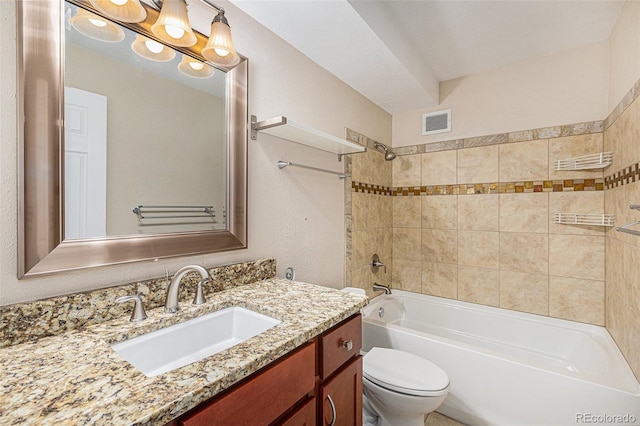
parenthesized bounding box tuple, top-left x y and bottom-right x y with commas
(110, 306, 281, 377)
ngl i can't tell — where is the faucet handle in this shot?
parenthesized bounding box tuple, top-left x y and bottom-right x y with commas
(116, 295, 148, 322)
(192, 279, 207, 305)
(370, 254, 387, 274)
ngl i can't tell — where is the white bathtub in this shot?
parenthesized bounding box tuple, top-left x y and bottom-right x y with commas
(361, 290, 640, 426)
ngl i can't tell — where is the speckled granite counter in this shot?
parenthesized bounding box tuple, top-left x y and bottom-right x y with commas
(0, 279, 368, 425)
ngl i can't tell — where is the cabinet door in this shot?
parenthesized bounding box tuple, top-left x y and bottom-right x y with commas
(320, 356, 362, 426)
(180, 343, 315, 426)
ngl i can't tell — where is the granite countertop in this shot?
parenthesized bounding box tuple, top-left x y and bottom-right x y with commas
(0, 279, 368, 425)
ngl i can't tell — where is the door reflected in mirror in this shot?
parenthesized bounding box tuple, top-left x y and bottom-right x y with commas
(64, 1, 227, 239)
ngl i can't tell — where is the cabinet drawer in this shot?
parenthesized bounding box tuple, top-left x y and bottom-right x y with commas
(319, 314, 361, 380)
(180, 342, 316, 426)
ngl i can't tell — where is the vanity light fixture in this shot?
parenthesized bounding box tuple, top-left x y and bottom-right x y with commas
(89, 0, 147, 23)
(150, 0, 197, 47)
(201, 9, 240, 67)
(69, 8, 125, 42)
(178, 54, 214, 78)
(131, 34, 176, 62)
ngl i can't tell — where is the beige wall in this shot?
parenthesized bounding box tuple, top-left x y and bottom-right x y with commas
(66, 43, 226, 235)
(393, 42, 609, 147)
(0, 1, 391, 305)
(604, 0, 640, 380)
(608, 1, 640, 111)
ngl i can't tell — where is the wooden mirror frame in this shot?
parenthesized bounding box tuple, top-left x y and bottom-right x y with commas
(17, 0, 248, 278)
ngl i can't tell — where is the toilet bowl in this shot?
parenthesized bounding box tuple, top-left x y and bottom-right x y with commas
(362, 347, 449, 426)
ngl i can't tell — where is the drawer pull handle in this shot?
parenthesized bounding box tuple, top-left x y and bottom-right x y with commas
(327, 394, 336, 426)
(342, 339, 353, 351)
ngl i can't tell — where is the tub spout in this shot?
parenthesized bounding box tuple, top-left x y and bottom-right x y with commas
(372, 282, 391, 294)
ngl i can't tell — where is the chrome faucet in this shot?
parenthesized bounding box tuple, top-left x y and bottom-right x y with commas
(165, 265, 210, 313)
(373, 282, 392, 295)
(370, 254, 387, 274)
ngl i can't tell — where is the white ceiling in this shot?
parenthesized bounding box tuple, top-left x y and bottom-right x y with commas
(230, 0, 625, 114)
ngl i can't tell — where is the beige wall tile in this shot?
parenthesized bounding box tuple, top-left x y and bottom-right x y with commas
(458, 266, 500, 306)
(422, 150, 457, 185)
(422, 262, 457, 299)
(393, 154, 421, 187)
(351, 149, 373, 184)
(458, 145, 498, 184)
(393, 228, 421, 261)
(368, 194, 390, 229)
(548, 134, 604, 180)
(458, 230, 499, 269)
(458, 194, 499, 231)
(422, 229, 458, 264)
(500, 232, 549, 274)
(621, 239, 640, 314)
(549, 277, 604, 325)
(499, 139, 549, 181)
(393, 197, 421, 228)
(351, 230, 370, 270)
(500, 193, 549, 233)
(549, 235, 604, 281)
(422, 196, 457, 229)
(351, 192, 368, 232)
(549, 191, 605, 236)
(500, 270, 549, 315)
(392, 258, 421, 293)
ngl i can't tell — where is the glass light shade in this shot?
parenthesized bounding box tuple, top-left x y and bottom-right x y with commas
(178, 55, 214, 79)
(150, 0, 197, 47)
(89, 0, 147, 23)
(70, 9, 125, 43)
(202, 20, 240, 67)
(131, 34, 176, 62)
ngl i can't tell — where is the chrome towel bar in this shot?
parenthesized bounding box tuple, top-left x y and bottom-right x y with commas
(277, 160, 349, 179)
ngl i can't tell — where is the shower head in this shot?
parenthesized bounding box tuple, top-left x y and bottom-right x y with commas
(373, 142, 397, 161)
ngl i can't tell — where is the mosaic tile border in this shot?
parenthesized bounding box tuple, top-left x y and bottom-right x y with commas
(0, 258, 277, 348)
(605, 162, 640, 189)
(352, 179, 604, 196)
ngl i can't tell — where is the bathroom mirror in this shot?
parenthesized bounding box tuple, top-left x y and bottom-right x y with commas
(17, 0, 248, 278)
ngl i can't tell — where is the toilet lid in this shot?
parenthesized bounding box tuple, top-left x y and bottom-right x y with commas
(363, 347, 449, 396)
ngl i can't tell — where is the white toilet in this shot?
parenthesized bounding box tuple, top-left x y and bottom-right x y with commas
(362, 347, 449, 426)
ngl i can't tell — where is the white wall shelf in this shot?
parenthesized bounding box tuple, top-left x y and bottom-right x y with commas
(554, 152, 612, 171)
(251, 115, 366, 156)
(554, 213, 615, 227)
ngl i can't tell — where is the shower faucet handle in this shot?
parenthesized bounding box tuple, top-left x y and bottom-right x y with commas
(370, 254, 387, 274)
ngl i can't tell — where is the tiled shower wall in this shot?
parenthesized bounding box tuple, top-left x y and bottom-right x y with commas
(346, 79, 640, 380)
(345, 131, 393, 299)
(604, 80, 640, 379)
(388, 132, 606, 325)
(346, 127, 607, 325)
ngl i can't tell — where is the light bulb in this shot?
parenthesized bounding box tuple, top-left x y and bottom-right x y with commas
(189, 62, 204, 71)
(110, 0, 128, 5)
(164, 24, 185, 39)
(88, 18, 108, 27)
(144, 39, 164, 54)
(214, 48, 229, 57)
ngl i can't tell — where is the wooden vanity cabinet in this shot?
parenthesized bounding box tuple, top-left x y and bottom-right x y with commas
(175, 342, 316, 426)
(168, 314, 362, 426)
(318, 314, 362, 426)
